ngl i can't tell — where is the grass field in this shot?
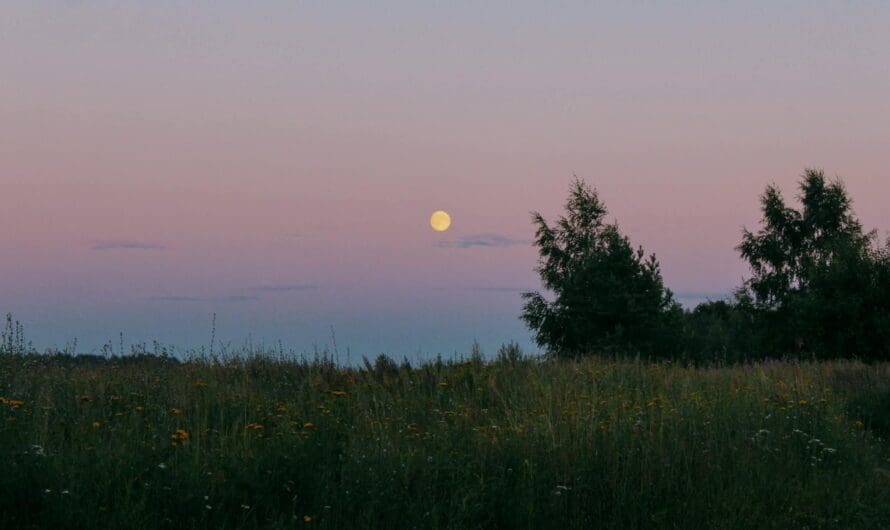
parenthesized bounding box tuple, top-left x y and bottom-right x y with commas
(2, 349, 889, 529)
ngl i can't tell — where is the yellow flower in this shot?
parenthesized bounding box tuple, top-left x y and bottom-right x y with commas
(437, 382, 449, 389)
(194, 381, 208, 388)
(92, 421, 101, 428)
(170, 408, 182, 416)
(303, 422, 315, 429)
(246, 422, 264, 430)
(80, 395, 91, 402)
(171, 428, 190, 442)
(329, 390, 347, 397)
(10, 400, 24, 409)
(303, 515, 312, 523)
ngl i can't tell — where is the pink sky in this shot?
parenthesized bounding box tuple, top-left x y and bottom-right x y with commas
(2, 2, 890, 355)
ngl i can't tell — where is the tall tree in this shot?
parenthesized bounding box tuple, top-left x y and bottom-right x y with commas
(737, 169, 887, 358)
(522, 178, 681, 358)
(738, 169, 871, 310)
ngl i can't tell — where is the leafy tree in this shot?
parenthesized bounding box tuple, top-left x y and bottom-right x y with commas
(738, 169, 889, 358)
(521, 178, 681, 358)
(680, 295, 760, 364)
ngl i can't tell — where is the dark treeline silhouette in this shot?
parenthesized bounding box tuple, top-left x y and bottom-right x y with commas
(523, 170, 890, 362)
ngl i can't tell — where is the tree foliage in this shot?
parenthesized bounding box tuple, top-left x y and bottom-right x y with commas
(521, 178, 681, 358)
(737, 169, 890, 359)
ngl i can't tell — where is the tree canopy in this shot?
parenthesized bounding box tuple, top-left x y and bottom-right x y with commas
(521, 178, 681, 358)
(737, 169, 890, 359)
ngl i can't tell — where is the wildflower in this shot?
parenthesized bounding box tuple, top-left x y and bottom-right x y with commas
(61, 490, 70, 495)
(798, 399, 808, 406)
(246, 422, 264, 430)
(135, 406, 144, 412)
(330, 390, 347, 397)
(31, 445, 45, 456)
(157, 463, 167, 470)
(303, 515, 312, 522)
(303, 422, 315, 429)
(79, 395, 91, 402)
(10, 400, 23, 409)
(171, 429, 190, 443)
(194, 380, 208, 388)
(92, 421, 101, 429)
(437, 382, 449, 389)
(0, 397, 6, 405)
(170, 408, 181, 416)
(241, 505, 251, 510)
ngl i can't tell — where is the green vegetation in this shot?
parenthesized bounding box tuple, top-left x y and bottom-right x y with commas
(522, 178, 682, 358)
(2, 348, 889, 529)
(524, 170, 890, 361)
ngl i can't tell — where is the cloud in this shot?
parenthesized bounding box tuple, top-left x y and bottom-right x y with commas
(147, 294, 260, 303)
(471, 287, 530, 293)
(249, 284, 318, 293)
(220, 295, 260, 302)
(91, 241, 164, 251)
(148, 296, 205, 302)
(432, 286, 532, 293)
(435, 234, 530, 249)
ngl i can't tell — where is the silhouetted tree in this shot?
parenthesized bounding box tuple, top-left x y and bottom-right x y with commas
(680, 293, 760, 364)
(738, 169, 890, 359)
(522, 178, 681, 358)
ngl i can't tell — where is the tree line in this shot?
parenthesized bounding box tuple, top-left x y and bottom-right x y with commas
(521, 169, 890, 362)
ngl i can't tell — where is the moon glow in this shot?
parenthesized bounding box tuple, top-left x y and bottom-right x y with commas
(430, 210, 451, 232)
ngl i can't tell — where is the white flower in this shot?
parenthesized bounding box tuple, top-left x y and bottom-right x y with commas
(157, 463, 167, 470)
(241, 505, 251, 510)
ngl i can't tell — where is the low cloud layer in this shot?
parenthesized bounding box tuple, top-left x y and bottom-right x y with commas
(91, 241, 164, 251)
(148, 295, 203, 302)
(435, 234, 530, 249)
(148, 294, 260, 303)
(249, 284, 318, 293)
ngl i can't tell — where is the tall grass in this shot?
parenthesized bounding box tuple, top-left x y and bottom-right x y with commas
(1, 349, 889, 529)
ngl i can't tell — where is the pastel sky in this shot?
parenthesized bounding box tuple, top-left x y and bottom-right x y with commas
(3, 2, 890, 357)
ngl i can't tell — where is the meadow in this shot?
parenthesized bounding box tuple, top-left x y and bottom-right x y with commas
(2, 347, 890, 529)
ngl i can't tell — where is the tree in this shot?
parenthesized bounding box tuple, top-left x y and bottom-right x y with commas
(521, 178, 681, 358)
(737, 169, 889, 358)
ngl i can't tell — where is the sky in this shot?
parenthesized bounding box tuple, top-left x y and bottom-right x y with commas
(2, 1, 890, 358)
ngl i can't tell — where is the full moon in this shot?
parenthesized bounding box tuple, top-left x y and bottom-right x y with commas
(430, 210, 451, 232)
